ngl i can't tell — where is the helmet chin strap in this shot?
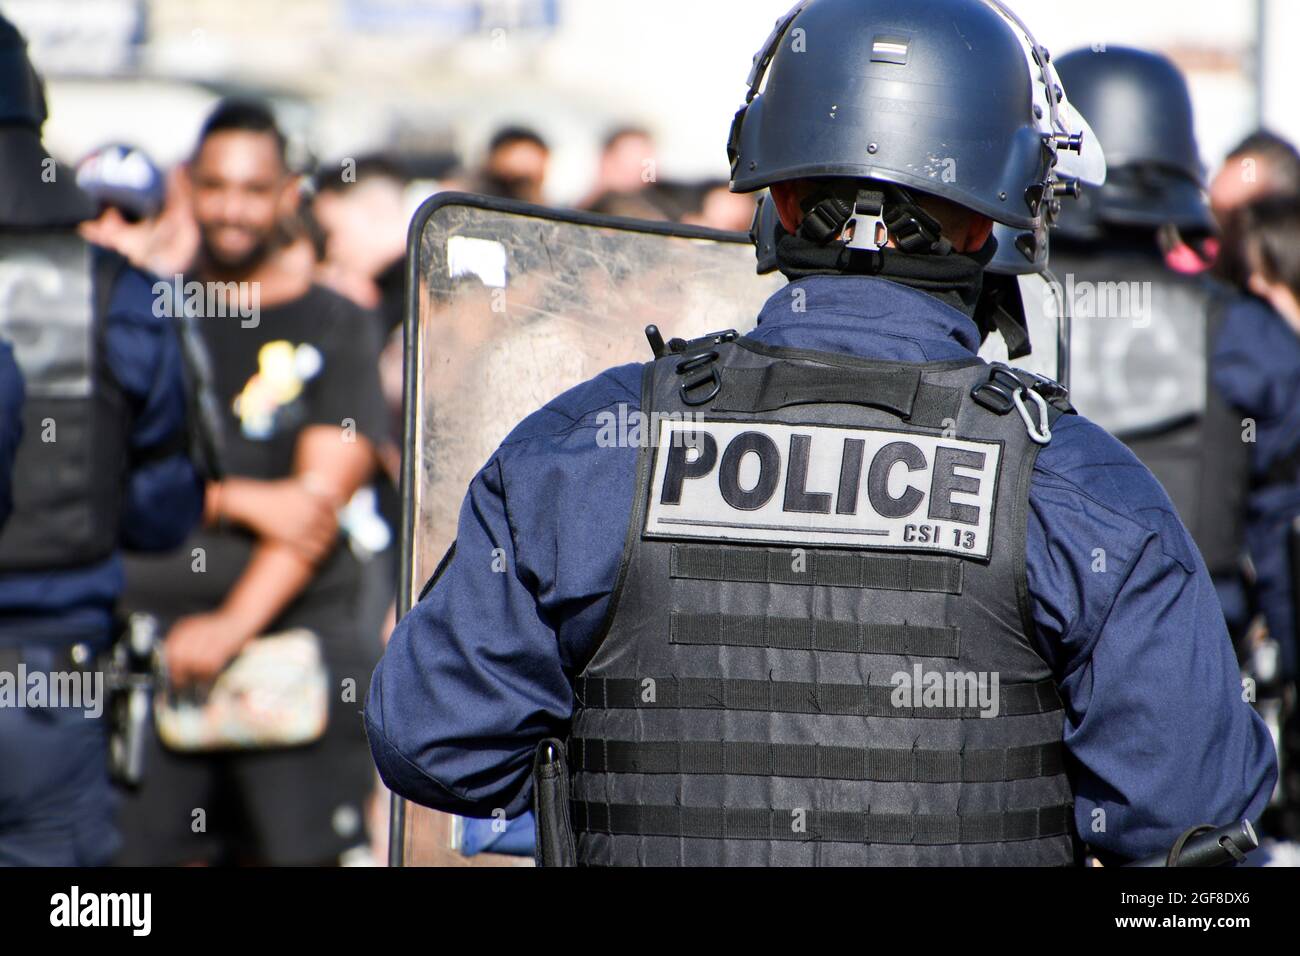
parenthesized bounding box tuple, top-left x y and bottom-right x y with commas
(798, 182, 954, 256)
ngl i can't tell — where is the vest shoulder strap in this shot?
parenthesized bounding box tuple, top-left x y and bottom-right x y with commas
(90, 245, 127, 393)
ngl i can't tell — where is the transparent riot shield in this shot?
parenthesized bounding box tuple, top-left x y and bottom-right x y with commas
(394, 193, 1069, 866)
(395, 194, 782, 865)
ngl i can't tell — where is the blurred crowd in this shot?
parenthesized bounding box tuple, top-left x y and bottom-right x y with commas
(52, 102, 758, 867)
(74, 117, 759, 473)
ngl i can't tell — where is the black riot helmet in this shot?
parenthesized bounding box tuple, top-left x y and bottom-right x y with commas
(1052, 46, 1213, 241)
(0, 14, 94, 226)
(730, 0, 1105, 263)
(0, 16, 45, 131)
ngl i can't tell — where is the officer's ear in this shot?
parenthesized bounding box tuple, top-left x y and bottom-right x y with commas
(914, 193, 993, 253)
(770, 181, 807, 235)
(964, 216, 996, 255)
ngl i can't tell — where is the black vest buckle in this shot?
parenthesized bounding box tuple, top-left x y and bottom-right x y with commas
(971, 366, 1024, 416)
(675, 345, 728, 407)
(679, 366, 722, 406)
(973, 365, 1072, 416)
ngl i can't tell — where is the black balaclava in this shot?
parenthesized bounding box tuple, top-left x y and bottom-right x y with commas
(772, 222, 997, 319)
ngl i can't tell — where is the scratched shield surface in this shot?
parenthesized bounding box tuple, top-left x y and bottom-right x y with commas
(400, 196, 781, 865)
(397, 195, 1068, 865)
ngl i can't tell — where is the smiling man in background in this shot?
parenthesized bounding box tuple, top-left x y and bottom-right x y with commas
(117, 100, 388, 867)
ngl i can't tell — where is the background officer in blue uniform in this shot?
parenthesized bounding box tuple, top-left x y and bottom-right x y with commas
(368, 0, 1277, 865)
(0, 16, 205, 866)
(1048, 47, 1253, 641)
(1213, 197, 1300, 839)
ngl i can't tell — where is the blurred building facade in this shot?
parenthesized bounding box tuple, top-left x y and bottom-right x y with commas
(3, 0, 1296, 210)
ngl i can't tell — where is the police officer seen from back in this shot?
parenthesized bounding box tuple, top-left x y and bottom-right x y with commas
(1047, 47, 1253, 639)
(0, 16, 206, 866)
(368, 0, 1276, 865)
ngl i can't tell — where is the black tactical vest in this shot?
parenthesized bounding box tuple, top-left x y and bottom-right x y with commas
(1056, 250, 1246, 578)
(570, 337, 1077, 866)
(0, 235, 132, 571)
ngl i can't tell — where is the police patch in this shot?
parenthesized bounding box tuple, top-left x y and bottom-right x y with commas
(644, 420, 1001, 559)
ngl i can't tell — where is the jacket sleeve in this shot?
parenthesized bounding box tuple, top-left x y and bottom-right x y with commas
(1028, 416, 1277, 863)
(365, 456, 576, 819)
(103, 266, 204, 552)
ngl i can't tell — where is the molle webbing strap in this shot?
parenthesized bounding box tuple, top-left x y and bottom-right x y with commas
(712, 364, 961, 428)
(571, 802, 1075, 846)
(573, 675, 1063, 719)
(670, 545, 964, 593)
(671, 612, 960, 659)
(569, 738, 1064, 783)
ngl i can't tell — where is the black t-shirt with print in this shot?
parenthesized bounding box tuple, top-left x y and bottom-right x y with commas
(123, 285, 387, 646)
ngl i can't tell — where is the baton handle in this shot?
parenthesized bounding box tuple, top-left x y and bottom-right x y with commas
(1127, 820, 1259, 867)
(532, 738, 577, 867)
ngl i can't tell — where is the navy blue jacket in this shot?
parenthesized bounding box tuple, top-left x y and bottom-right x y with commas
(1213, 296, 1300, 680)
(369, 274, 1278, 862)
(0, 253, 204, 643)
(0, 340, 23, 529)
